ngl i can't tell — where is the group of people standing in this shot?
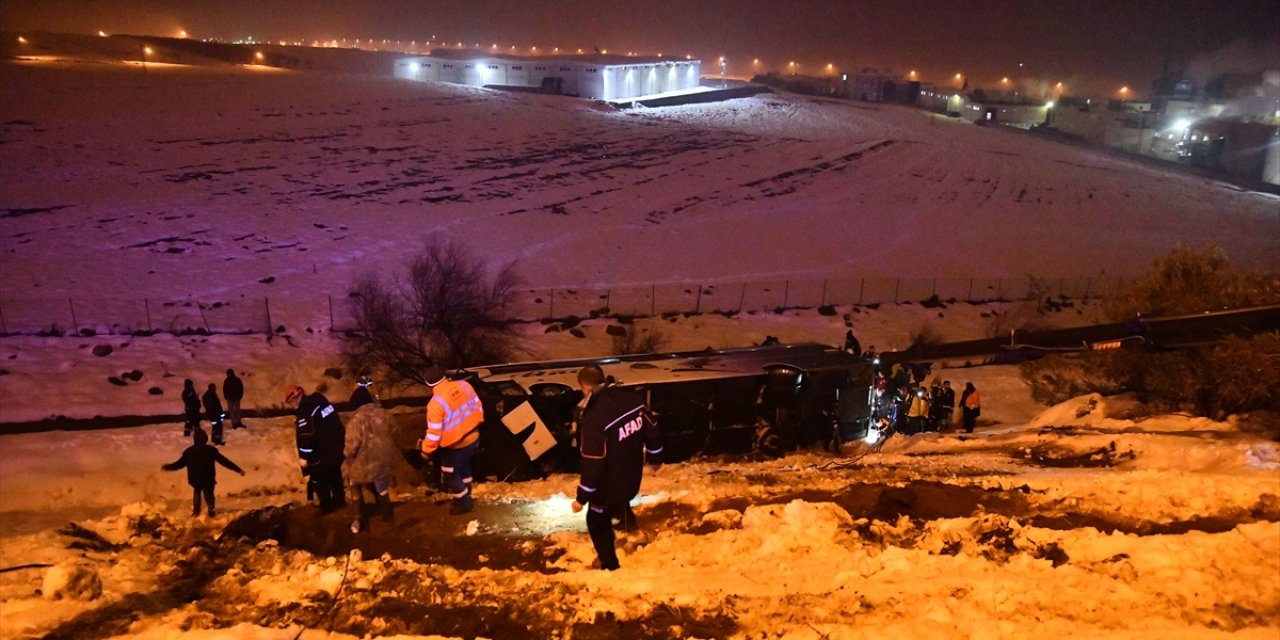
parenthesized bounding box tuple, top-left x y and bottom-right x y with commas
(869, 363, 982, 436)
(180, 369, 247, 445)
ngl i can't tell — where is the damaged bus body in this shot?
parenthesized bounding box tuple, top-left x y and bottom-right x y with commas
(457, 343, 875, 481)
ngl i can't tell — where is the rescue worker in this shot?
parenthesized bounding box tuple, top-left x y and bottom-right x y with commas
(349, 373, 375, 410)
(286, 384, 347, 513)
(571, 365, 663, 571)
(202, 383, 225, 445)
(419, 364, 483, 515)
(905, 386, 930, 435)
(181, 379, 201, 437)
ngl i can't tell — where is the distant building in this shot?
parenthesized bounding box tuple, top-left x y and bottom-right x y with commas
(1051, 99, 1156, 149)
(393, 50, 701, 101)
(1178, 119, 1280, 185)
(840, 70, 916, 103)
(966, 100, 1050, 129)
(917, 85, 965, 115)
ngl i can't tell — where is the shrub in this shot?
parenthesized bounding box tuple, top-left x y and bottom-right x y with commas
(1208, 332, 1280, 418)
(1021, 245, 1279, 418)
(1019, 352, 1129, 406)
(1104, 244, 1280, 320)
(343, 239, 520, 387)
(611, 325, 667, 355)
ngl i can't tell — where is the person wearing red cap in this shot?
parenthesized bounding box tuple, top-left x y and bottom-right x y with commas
(286, 384, 347, 513)
(419, 364, 483, 515)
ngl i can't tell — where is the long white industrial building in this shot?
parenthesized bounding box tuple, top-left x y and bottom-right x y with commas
(393, 50, 702, 101)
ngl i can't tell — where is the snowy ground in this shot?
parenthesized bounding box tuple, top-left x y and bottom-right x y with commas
(1, 47, 1278, 639)
(1, 305, 1278, 640)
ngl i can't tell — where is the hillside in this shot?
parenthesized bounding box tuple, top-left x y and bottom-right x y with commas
(2, 50, 1277, 315)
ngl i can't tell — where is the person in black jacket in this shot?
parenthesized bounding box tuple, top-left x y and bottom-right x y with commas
(161, 428, 245, 517)
(286, 384, 347, 513)
(223, 369, 246, 430)
(181, 379, 201, 437)
(202, 383, 226, 445)
(348, 374, 375, 410)
(571, 365, 662, 571)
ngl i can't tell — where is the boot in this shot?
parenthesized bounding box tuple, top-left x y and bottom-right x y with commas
(449, 497, 474, 515)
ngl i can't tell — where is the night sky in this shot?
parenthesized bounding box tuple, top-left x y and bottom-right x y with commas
(3, 0, 1277, 95)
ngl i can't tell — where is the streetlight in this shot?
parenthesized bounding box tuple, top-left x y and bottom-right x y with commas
(142, 45, 153, 70)
(254, 51, 264, 64)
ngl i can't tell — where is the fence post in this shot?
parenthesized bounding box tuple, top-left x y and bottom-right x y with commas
(265, 297, 273, 334)
(858, 278, 865, 305)
(144, 298, 153, 333)
(967, 278, 974, 300)
(549, 289, 555, 320)
(739, 283, 746, 313)
(68, 298, 79, 335)
(1084, 277, 1092, 299)
(893, 279, 899, 304)
(782, 280, 790, 309)
(0, 299, 6, 334)
(695, 285, 702, 314)
(605, 288, 611, 312)
(996, 279, 1003, 300)
(931, 278, 937, 297)
(651, 285, 656, 317)
(820, 279, 828, 307)
(328, 295, 335, 331)
(197, 302, 212, 333)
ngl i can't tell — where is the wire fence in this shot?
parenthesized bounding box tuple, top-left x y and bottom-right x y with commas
(0, 274, 1129, 337)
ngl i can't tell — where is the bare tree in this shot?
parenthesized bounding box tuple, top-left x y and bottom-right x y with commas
(344, 239, 520, 387)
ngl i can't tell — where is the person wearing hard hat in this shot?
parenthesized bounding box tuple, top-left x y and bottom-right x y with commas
(419, 364, 483, 515)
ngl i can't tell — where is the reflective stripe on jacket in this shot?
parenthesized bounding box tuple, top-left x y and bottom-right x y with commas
(422, 379, 483, 454)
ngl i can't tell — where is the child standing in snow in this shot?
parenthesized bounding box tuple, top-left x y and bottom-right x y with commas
(161, 428, 245, 517)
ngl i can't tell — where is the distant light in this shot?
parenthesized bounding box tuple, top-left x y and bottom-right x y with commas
(17, 36, 27, 43)
(97, 31, 107, 37)
(409, 62, 420, 72)
(1001, 77, 1009, 84)
(178, 30, 188, 39)
(1171, 118, 1191, 131)
(143, 46, 153, 55)
(1045, 101, 1054, 108)
(255, 51, 264, 61)
(752, 58, 759, 64)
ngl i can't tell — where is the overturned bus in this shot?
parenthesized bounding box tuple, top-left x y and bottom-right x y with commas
(452, 343, 875, 481)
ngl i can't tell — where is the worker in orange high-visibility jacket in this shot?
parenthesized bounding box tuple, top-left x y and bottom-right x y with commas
(420, 363, 483, 515)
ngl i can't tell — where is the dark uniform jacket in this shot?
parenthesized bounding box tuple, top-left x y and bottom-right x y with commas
(295, 392, 346, 471)
(163, 436, 243, 488)
(576, 384, 663, 510)
(202, 387, 224, 420)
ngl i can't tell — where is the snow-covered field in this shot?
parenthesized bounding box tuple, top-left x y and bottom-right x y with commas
(1, 49, 1278, 639)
